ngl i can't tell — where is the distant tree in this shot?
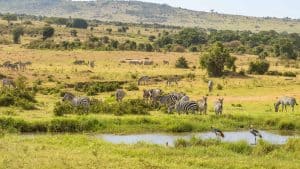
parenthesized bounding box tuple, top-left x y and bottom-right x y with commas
(110, 40, 119, 49)
(148, 35, 156, 42)
(273, 38, 297, 59)
(200, 42, 236, 77)
(106, 28, 112, 34)
(248, 60, 270, 75)
(2, 13, 17, 25)
(68, 18, 88, 29)
(175, 56, 189, 69)
(100, 36, 109, 44)
(42, 26, 55, 40)
(145, 43, 153, 52)
(138, 43, 145, 51)
(12, 26, 24, 44)
(175, 28, 207, 47)
(70, 29, 77, 37)
(118, 26, 129, 33)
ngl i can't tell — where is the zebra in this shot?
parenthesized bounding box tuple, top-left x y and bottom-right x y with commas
(138, 76, 150, 85)
(143, 89, 151, 101)
(274, 96, 298, 112)
(2, 78, 15, 88)
(159, 92, 185, 113)
(175, 100, 199, 115)
(214, 98, 224, 115)
(208, 80, 213, 92)
(129, 60, 143, 65)
(149, 89, 163, 103)
(115, 89, 126, 102)
(166, 76, 179, 86)
(15, 61, 27, 71)
(62, 93, 90, 111)
(198, 96, 208, 115)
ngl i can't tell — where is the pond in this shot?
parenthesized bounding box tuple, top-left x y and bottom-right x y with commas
(96, 131, 298, 147)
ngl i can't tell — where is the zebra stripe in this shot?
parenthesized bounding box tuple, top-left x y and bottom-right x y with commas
(175, 101, 199, 114)
(62, 93, 90, 108)
(198, 96, 208, 115)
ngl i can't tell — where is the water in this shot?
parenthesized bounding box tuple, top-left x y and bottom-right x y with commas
(97, 131, 298, 146)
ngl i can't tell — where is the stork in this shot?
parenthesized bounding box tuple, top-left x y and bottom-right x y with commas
(250, 125, 262, 145)
(211, 127, 225, 140)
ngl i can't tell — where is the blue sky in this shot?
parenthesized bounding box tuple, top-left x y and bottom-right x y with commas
(138, 0, 300, 19)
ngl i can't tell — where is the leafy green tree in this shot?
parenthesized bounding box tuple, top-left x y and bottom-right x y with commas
(68, 18, 88, 29)
(42, 26, 55, 40)
(175, 28, 207, 47)
(248, 60, 270, 75)
(175, 57, 189, 69)
(12, 26, 24, 44)
(106, 28, 112, 34)
(148, 35, 156, 42)
(145, 43, 153, 52)
(273, 38, 297, 59)
(200, 42, 236, 77)
(2, 13, 17, 25)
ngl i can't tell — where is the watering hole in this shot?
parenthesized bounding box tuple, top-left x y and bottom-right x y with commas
(96, 131, 299, 146)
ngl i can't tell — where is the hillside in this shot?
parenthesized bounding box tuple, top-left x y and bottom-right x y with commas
(1, 0, 300, 33)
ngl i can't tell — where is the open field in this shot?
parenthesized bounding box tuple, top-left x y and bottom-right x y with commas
(0, 14, 300, 169)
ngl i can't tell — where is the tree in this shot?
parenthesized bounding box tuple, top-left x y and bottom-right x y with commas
(248, 60, 270, 75)
(2, 13, 17, 25)
(145, 43, 153, 52)
(12, 26, 24, 44)
(148, 35, 156, 42)
(175, 28, 207, 47)
(68, 18, 88, 29)
(273, 38, 297, 59)
(200, 42, 236, 77)
(175, 57, 189, 69)
(106, 28, 112, 34)
(42, 26, 55, 40)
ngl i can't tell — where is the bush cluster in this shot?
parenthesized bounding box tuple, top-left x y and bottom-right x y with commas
(74, 81, 124, 96)
(248, 60, 270, 75)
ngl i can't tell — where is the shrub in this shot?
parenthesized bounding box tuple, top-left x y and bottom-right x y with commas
(172, 45, 185, 53)
(175, 56, 189, 69)
(225, 141, 252, 154)
(42, 26, 55, 40)
(283, 71, 297, 77)
(252, 140, 278, 155)
(174, 138, 189, 148)
(125, 83, 139, 91)
(170, 122, 193, 132)
(75, 81, 123, 96)
(68, 18, 88, 29)
(248, 60, 270, 75)
(278, 121, 295, 130)
(53, 102, 73, 116)
(216, 84, 223, 90)
(12, 26, 24, 44)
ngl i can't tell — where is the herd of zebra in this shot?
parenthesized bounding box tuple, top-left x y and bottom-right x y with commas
(0, 74, 298, 114)
(57, 79, 297, 115)
(0, 61, 32, 71)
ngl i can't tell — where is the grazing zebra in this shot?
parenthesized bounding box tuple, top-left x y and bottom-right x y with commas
(208, 80, 213, 92)
(175, 100, 199, 115)
(180, 95, 190, 102)
(149, 89, 163, 103)
(166, 76, 179, 86)
(274, 96, 298, 112)
(129, 60, 143, 65)
(163, 60, 169, 65)
(138, 76, 150, 85)
(250, 125, 262, 145)
(211, 127, 225, 139)
(159, 92, 185, 113)
(198, 96, 208, 115)
(62, 93, 90, 111)
(2, 78, 15, 88)
(115, 89, 126, 102)
(214, 98, 224, 115)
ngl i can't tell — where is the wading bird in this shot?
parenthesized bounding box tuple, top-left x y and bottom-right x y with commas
(211, 127, 225, 140)
(250, 125, 262, 145)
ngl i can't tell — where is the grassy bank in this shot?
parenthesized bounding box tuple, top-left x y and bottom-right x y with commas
(1, 112, 299, 134)
(0, 134, 299, 169)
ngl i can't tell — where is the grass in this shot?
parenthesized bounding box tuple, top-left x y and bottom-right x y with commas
(0, 134, 299, 169)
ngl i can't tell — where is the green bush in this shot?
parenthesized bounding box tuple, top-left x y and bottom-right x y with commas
(252, 140, 278, 155)
(278, 121, 295, 130)
(75, 81, 123, 96)
(170, 122, 194, 132)
(175, 56, 189, 69)
(174, 138, 189, 148)
(125, 83, 139, 91)
(225, 141, 252, 154)
(248, 60, 270, 75)
(53, 102, 73, 116)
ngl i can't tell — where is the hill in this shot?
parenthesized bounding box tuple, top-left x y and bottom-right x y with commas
(1, 0, 300, 33)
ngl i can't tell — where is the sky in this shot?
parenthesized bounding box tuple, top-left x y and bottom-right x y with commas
(137, 0, 300, 19)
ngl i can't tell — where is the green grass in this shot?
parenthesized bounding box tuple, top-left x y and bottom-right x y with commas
(0, 134, 299, 169)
